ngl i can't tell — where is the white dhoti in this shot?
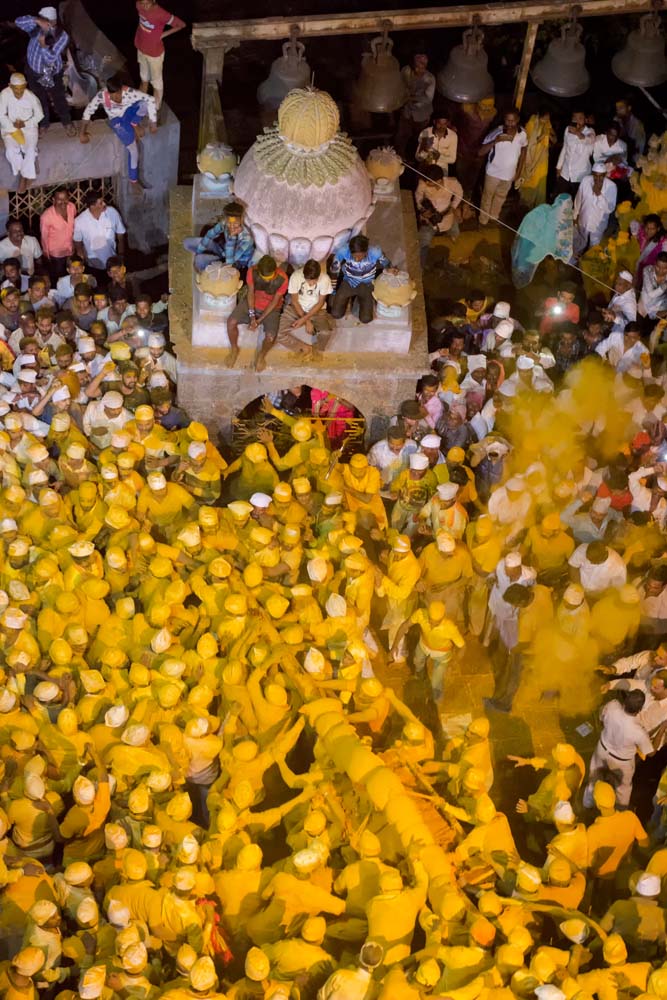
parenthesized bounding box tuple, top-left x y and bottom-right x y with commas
(583, 740, 635, 808)
(2, 128, 38, 180)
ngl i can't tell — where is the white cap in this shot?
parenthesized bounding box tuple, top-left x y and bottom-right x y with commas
(52, 386, 70, 402)
(304, 647, 325, 674)
(493, 302, 511, 319)
(148, 334, 165, 348)
(505, 476, 524, 492)
(592, 162, 607, 173)
(39, 6, 58, 19)
(410, 453, 429, 470)
(73, 776, 96, 805)
(467, 354, 487, 371)
(250, 492, 272, 508)
(323, 492, 343, 505)
(420, 434, 441, 449)
(495, 319, 514, 339)
(18, 369, 36, 384)
(535, 988, 566, 1000)
(437, 483, 458, 500)
(77, 337, 95, 352)
(102, 391, 123, 408)
(147, 471, 166, 490)
(105, 704, 129, 728)
(516, 355, 534, 370)
(635, 872, 661, 897)
(619, 270, 634, 283)
(187, 442, 206, 460)
(325, 593, 347, 618)
(553, 800, 575, 824)
(505, 552, 522, 568)
(69, 540, 95, 558)
(563, 584, 584, 607)
(10, 72, 27, 86)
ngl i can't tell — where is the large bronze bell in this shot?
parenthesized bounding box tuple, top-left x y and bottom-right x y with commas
(257, 34, 311, 111)
(532, 21, 590, 97)
(436, 25, 494, 103)
(612, 13, 667, 88)
(355, 29, 408, 113)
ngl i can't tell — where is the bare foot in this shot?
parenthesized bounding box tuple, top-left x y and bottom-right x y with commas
(254, 355, 267, 372)
(226, 346, 239, 368)
(17, 177, 28, 194)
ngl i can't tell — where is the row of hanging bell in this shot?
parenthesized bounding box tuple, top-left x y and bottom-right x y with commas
(355, 28, 408, 113)
(531, 20, 589, 97)
(436, 25, 494, 103)
(257, 32, 311, 111)
(612, 12, 667, 88)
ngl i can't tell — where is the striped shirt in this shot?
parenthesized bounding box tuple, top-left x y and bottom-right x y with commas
(15, 17, 69, 83)
(331, 245, 390, 288)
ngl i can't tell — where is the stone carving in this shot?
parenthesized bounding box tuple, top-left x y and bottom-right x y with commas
(233, 88, 373, 266)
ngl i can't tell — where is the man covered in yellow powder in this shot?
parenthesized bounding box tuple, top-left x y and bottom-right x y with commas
(375, 534, 420, 658)
(342, 453, 387, 532)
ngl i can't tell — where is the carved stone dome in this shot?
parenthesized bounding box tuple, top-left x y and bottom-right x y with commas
(278, 88, 340, 147)
(234, 87, 373, 266)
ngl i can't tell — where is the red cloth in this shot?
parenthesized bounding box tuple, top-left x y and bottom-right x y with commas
(246, 266, 288, 312)
(597, 482, 632, 512)
(134, 3, 185, 56)
(539, 298, 580, 335)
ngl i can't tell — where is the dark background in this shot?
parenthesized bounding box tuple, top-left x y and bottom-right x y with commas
(3, 1, 667, 181)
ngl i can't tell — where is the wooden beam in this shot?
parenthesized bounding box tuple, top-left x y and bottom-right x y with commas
(198, 46, 231, 150)
(192, 0, 658, 48)
(513, 21, 539, 110)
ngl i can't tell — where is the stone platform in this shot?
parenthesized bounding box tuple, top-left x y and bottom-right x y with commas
(171, 186, 429, 442)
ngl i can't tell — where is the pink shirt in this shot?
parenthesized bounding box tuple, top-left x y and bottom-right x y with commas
(40, 203, 76, 259)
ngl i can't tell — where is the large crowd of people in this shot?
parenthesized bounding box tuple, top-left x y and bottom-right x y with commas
(3, 8, 667, 1000)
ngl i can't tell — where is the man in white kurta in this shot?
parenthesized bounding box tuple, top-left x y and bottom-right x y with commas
(0, 74, 43, 191)
(572, 163, 617, 257)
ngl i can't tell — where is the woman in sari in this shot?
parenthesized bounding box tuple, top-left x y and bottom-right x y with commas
(632, 213, 667, 287)
(517, 109, 556, 210)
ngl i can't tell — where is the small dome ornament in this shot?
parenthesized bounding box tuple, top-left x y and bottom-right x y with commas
(373, 269, 417, 316)
(278, 88, 340, 148)
(366, 146, 404, 182)
(196, 263, 243, 310)
(197, 143, 237, 180)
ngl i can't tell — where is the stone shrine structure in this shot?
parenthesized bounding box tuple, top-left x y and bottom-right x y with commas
(171, 88, 428, 441)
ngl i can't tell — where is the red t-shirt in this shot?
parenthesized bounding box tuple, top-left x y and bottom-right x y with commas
(247, 267, 288, 312)
(539, 298, 580, 335)
(135, 3, 185, 57)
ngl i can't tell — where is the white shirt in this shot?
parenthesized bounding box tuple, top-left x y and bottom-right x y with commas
(0, 235, 42, 276)
(82, 399, 131, 449)
(54, 273, 97, 308)
(82, 86, 157, 125)
(367, 438, 417, 488)
(73, 206, 126, 269)
(606, 288, 638, 334)
(573, 175, 617, 234)
(318, 967, 372, 1000)
(0, 87, 44, 136)
(596, 332, 647, 372)
(639, 265, 667, 319)
(569, 544, 627, 595)
(288, 269, 333, 313)
(556, 126, 594, 183)
(483, 127, 528, 182)
(598, 698, 653, 760)
(629, 465, 661, 512)
(488, 487, 533, 527)
(593, 134, 628, 164)
(416, 126, 458, 173)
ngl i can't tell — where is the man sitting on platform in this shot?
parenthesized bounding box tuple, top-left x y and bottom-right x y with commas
(330, 234, 390, 326)
(226, 254, 287, 372)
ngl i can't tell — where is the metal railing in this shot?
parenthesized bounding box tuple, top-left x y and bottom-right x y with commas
(9, 177, 115, 228)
